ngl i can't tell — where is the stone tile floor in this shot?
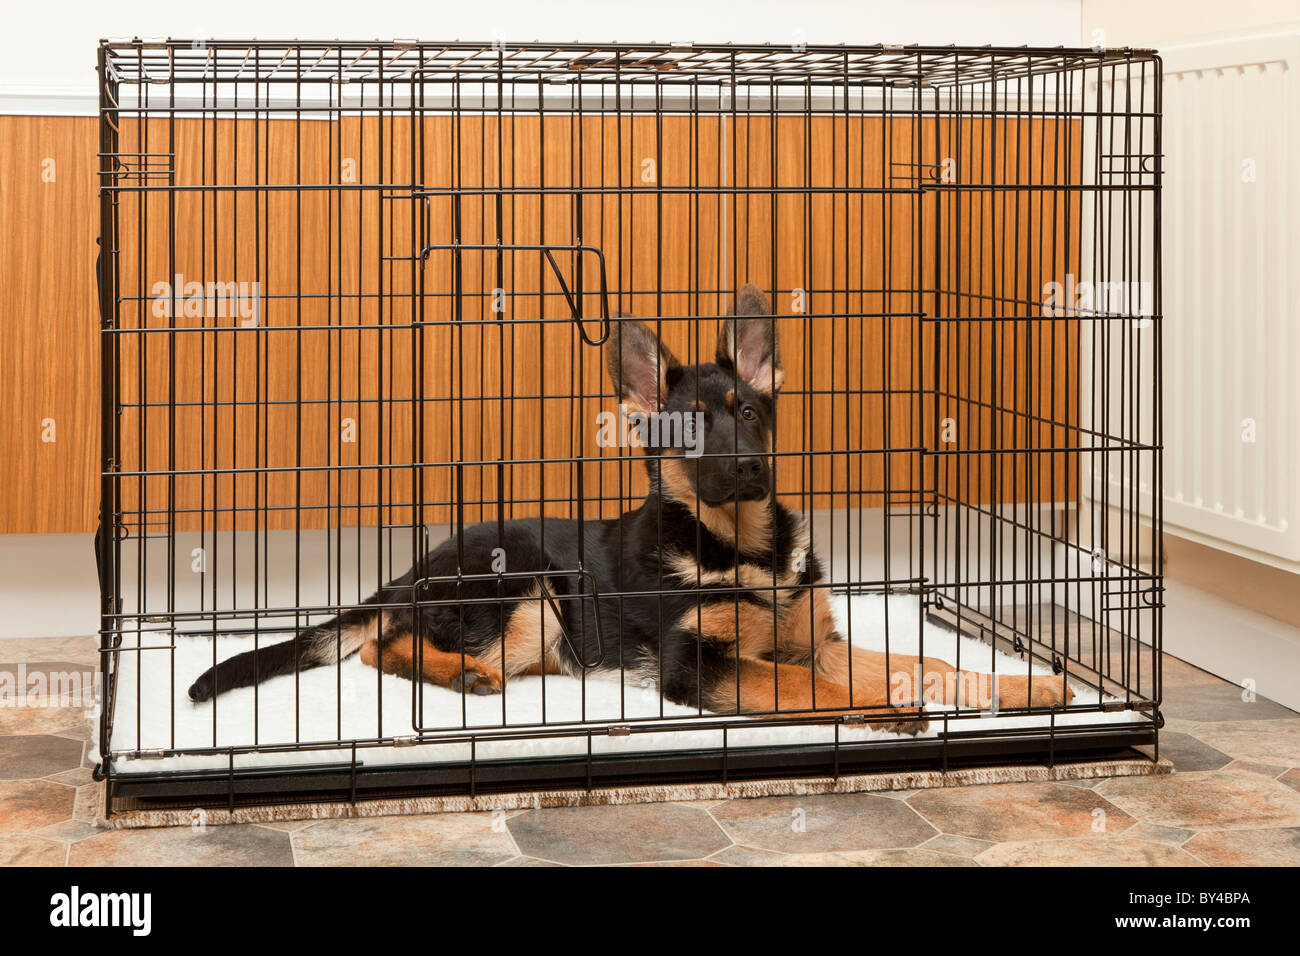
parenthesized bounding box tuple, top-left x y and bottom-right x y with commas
(2, 636, 1299, 866)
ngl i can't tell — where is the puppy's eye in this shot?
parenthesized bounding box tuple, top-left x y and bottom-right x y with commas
(741, 405, 757, 421)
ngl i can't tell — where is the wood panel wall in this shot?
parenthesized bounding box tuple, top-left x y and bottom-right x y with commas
(0, 112, 1080, 535)
(0, 116, 100, 533)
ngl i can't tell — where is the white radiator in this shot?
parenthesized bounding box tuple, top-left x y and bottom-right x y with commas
(1091, 27, 1300, 567)
(1162, 28, 1300, 564)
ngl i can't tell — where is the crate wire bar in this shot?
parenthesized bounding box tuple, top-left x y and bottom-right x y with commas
(94, 40, 1162, 812)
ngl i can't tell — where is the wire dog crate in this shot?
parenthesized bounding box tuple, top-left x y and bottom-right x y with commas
(94, 39, 1163, 814)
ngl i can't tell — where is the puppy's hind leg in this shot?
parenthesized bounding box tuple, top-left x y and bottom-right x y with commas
(702, 656, 929, 735)
(360, 618, 504, 696)
(825, 647, 1073, 711)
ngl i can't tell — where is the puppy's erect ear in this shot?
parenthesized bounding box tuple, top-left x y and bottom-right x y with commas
(716, 283, 783, 396)
(605, 314, 681, 415)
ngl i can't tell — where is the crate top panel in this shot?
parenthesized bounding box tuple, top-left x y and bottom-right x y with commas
(100, 39, 1160, 91)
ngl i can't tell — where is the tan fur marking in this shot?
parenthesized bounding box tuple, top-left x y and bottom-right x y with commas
(772, 588, 995, 708)
(359, 628, 503, 693)
(679, 601, 783, 657)
(872, 652, 1072, 709)
(664, 550, 798, 595)
(518, 658, 567, 677)
(702, 657, 922, 731)
(779, 588, 839, 654)
(660, 455, 773, 555)
(770, 583, 1071, 710)
(805, 637, 1073, 710)
(479, 583, 569, 679)
(316, 610, 387, 664)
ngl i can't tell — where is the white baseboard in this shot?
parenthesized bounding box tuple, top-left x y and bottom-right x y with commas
(1160, 579, 1300, 712)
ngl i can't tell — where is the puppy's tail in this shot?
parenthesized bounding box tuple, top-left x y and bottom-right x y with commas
(187, 605, 377, 703)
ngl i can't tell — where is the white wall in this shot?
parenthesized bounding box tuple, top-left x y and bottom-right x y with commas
(0, 535, 101, 640)
(0, 0, 1083, 113)
(1081, 0, 1298, 47)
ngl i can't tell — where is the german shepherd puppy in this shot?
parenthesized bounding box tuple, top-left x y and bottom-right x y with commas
(188, 285, 1071, 730)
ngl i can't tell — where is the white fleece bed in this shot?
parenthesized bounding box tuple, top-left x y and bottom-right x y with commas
(96, 595, 1140, 776)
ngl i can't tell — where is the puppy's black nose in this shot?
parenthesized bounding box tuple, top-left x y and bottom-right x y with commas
(736, 456, 763, 479)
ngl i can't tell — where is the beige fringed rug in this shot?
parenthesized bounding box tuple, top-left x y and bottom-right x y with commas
(100, 754, 1172, 829)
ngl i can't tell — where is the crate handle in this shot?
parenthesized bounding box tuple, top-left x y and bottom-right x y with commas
(537, 571, 606, 669)
(541, 245, 611, 347)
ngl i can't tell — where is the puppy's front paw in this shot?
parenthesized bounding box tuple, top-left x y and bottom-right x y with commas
(996, 674, 1073, 709)
(1033, 675, 1074, 707)
(871, 708, 929, 736)
(450, 663, 503, 695)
